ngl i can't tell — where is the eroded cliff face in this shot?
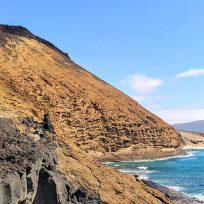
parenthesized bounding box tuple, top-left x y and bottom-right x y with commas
(0, 25, 182, 160)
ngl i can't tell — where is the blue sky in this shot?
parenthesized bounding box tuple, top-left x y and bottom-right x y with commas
(1, 0, 204, 124)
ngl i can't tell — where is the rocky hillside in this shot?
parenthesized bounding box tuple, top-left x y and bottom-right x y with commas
(179, 131, 204, 148)
(0, 24, 181, 203)
(0, 25, 182, 161)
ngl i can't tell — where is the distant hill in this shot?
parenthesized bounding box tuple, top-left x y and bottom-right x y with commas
(173, 120, 204, 133)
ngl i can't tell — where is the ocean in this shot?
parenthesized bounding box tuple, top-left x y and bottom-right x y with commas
(107, 149, 204, 201)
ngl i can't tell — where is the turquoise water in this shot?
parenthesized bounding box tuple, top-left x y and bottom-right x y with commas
(107, 149, 204, 201)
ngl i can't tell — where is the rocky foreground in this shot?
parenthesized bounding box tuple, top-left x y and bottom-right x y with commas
(0, 116, 101, 203)
(0, 115, 174, 204)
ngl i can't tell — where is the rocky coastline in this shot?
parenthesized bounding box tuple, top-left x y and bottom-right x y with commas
(142, 180, 204, 204)
(95, 147, 186, 162)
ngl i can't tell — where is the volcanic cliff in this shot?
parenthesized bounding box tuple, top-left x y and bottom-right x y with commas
(0, 24, 180, 203)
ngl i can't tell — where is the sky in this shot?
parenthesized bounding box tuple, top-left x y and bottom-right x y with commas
(1, 0, 204, 124)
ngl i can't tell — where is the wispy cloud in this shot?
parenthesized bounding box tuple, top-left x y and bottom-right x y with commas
(176, 68, 204, 78)
(122, 73, 163, 94)
(131, 95, 146, 103)
(154, 109, 204, 124)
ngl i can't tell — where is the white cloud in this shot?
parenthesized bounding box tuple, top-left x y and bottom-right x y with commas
(176, 68, 204, 78)
(123, 73, 163, 94)
(131, 95, 146, 103)
(154, 109, 204, 124)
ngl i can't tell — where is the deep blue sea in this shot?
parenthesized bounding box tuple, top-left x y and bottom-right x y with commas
(107, 149, 204, 201)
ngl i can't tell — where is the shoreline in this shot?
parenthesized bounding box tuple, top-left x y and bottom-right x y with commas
(142, 179, 204, 204)
(105, 149, 194, 164)
(97, 145, 204, 163)
(105, 148, 204, 203)
(95, 147, 186, 162)
(182, 146, 204, 149)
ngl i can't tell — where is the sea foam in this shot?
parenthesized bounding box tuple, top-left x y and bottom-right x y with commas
(166, 185, 184, 192)
(137, 166, 147, 170)
(191, 194, 204, 201)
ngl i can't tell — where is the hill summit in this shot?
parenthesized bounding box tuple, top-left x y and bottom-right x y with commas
(174, 120, 204, 133)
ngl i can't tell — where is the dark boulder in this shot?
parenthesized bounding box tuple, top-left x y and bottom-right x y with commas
(43, 114, 54, 132)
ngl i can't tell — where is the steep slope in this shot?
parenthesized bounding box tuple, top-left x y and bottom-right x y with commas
(0, 24, 182, 161)
(174, 120, 204, 133)
(0, 24, 178, 204)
